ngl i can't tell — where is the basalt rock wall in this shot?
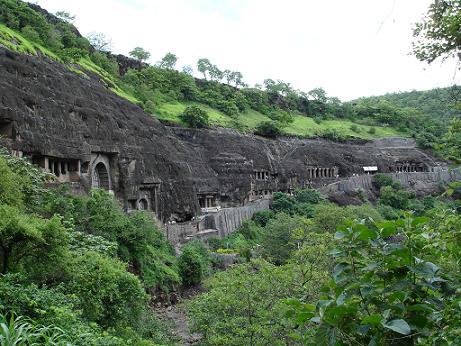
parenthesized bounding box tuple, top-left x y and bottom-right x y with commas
(0, 47, 447, 223)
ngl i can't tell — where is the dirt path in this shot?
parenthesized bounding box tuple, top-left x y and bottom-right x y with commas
(156, 304, 201, 345)
(155, 287, 204, 345)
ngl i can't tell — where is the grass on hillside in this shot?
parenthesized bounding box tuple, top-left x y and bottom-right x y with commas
(0, 23, 59, 60)
(0, 24, 139, 104)
(157, 101, 404, 139)
(0, 24, 404, 140)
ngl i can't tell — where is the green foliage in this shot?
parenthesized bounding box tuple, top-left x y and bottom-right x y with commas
(179, 105, 209, 128)
(379, 185, 413, 210)
(129, 46, 150, 62)
(157, 52, 178, 70)
(261, 214, 309, 265)
(188, 240, 332, 346)
(413, 0, 461, 63)
(316, 128, 348, 142)
(178, 240, 211, 287)
(372, 173, 394, 189)
(271, 191, 297, 214)
(0, 205, 68, 282)
(293, 188, 325, 204)
(0, 312, 70, 345)
(311, 203, 354, 233)
(289, 215, 461, 345)
(66, 251, 147, 329)
(43, 189, 180, 291)
(0, 156, 23, 208)
(254, 120, 282, 138)
(439, 118, 461, 163)
(186, 260, 307, 345)
(251, 209, 276, 227)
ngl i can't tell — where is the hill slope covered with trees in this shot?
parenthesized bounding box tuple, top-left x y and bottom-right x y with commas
(0, 0, 455, 147)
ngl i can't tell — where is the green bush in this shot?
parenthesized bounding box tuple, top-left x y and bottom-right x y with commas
(350, 124, 360, 133)
(252, 210, 276, 227)
(293, 188, 325, 204)
(66, 251, 147, 329)
(260, 214, 307, 265)
(378, 185, 412, 210)
(372, 173, 393, 189)
(368, 126, 376, 134)
(270, 192, 297, 214)
(254, 121, 282, 138)
(0, 156, 23, 208)
(178, 240, 211, 287)
(179, 105, 209, 128)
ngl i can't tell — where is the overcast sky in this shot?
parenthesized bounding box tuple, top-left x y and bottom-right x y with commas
(34, 0, 459, 101)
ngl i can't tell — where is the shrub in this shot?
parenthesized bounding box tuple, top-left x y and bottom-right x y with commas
(0, 156, 23, 208)
(179, 105, 209, 128)
(372, 173, 393, 189)
(350, 124, 360, 132)
(252, 210, 276, 227)
(254, 121, 282, 138)
(260, 214, 307, 265)
(178, 240, 211, 287)
(316, 128, 347, 142)
(293, 188, 325, 204)
(378, 186, 411, 210)
(66, 251, 147, 329)
(270, 192, 297, 214)
(368, 126, 376, 134)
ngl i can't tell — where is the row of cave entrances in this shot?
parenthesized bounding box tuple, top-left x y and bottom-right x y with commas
(307, 166, 339, 179)
(393, 163, 428, 173)
(31, 155, 111, 190)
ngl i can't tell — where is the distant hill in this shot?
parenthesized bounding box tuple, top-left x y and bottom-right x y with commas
(353, 87, 461, 119)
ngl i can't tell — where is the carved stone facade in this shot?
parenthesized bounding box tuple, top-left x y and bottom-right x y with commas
(0, 47, 448, 232)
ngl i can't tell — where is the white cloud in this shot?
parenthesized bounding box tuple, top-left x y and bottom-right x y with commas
(34, 0, 458, 100)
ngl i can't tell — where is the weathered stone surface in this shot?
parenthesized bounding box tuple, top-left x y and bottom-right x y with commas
(0, 47, 448, 230)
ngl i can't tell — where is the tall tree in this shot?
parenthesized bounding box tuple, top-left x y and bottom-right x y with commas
(157, 52, 178, 70)
(209, 64, 223, 81)
(129, 47, 151, 62)
(223, 69, 233, 84)
(197, 58, 212, 80)
(232, 71, 244, 87)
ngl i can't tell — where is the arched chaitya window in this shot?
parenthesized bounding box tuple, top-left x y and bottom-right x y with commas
(92, 162, 110, 190)
(138, 198, 148, 210)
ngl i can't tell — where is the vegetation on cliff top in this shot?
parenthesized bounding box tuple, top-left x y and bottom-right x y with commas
(1, 0, 456, 146)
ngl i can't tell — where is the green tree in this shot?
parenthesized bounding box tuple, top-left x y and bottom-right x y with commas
(157, 52, 178, 70)
(413, 0, 461, 63)
(178, 240, 211, 287)
(179, 105, 209, 128)
(209, 64, 223, 81)
(129, 46, 151, 62)
(186, 259, 308, 345)
(0, 156, 23, 208)
(293, 216, 460, 345)
(67, 251, 147, 328)
(197, 58, 212, 80)
(254, 120, 282, 138)
(261, 214, 310, 265)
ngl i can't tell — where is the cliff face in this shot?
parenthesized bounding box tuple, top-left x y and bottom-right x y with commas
(0, 47, 445, 222)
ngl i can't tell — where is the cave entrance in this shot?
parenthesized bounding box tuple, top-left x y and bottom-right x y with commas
(0, 120, 14, 139)
(138, 198, 148, 210)
(92, 162, 110, 190)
